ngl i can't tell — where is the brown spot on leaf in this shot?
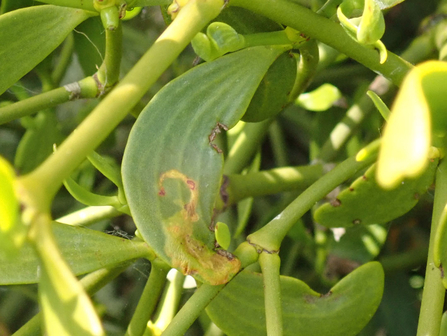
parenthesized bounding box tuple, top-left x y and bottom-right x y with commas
(362, 175, 368, 181)
(331, 199, 342, 207)
(158, 188, 166, 196)
(186, 179, 196, 190)
(349, 187, 354, 192)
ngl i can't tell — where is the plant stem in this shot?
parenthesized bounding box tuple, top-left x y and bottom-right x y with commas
(12, 263, 132, 336)
(247, 151, 378, 252)
(56, 205, 121, 226)
(417, 158, 447, 336)
(125, 260, 169, 336)
(231, 0, 413, 86)
(0, 77, 98, 125)
(17, 0, 225, 213)
(289, 39, 319, 101)
(161, 284, 224, 336)
(224, 119, 272, 174)
(96, 23, 123, 91)
(226, 164, 323, 204)
(259, 252, 283, 336)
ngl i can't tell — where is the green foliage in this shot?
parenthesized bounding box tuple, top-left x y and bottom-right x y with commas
(0, 0, 446, 335)
(0, 5, 91, 95)
(207, 262, 384, 336)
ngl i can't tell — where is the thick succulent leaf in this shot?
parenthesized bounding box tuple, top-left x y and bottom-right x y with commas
(73, 17, 106, 77)
(0, 222, 151, 285)
(377, 61, 447, 189)
(314, 159, 438, 228)
(358, 0, 385, 44)
(122, 46, 283, 285)
(213, 6, 282, 34)
(242, 52, 297, 122)
(14, 111, 64, 174)
(0, 5, 91, 95)
(328, 224, 387, 263)
(297, 83, 342, 112)
(0, 0, 33, 13)
(0, 156, 26, 257)
(131, 0, 172, 6)
(207, 262, 384, 336)
(39, 252, 105, 336)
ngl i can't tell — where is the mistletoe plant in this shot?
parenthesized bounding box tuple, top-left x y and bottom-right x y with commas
(1, 0, 447, 335)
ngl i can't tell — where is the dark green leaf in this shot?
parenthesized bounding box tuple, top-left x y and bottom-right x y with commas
(207, 262, 384, 336)
(0, 222, 151, 285)
(314, 159, 438, 228)
(0, 5, 91, 95)
(123, 46, 284, 285)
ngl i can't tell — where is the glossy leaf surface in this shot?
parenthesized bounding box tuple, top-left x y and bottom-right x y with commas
(0, 156, 25, 257)
(122, 46, 283, 285)
(207, 262, 384, 336)
(0, 5, 91, 95)
(0, 222, 151, 285)
(242, 52, 297, 122)
(315, 159, 438, 228)
(297, 83, 342, 112)
(377, 61, 447, 189)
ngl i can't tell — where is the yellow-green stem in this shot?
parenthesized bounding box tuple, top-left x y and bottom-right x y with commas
(259, 252, 283, 336)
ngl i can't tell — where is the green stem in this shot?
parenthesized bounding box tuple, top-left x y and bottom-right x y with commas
(224, 119, 272, 174)
(12, 263, 131, 336)
(125, 260, 169, 336)
(247, 150, 378, 252)
(259, 252, 283, 336)
(269, 120, 289, 167)
(161, 284, 224, 336)
(52, 33, 75, 86)
(0, 77, 98, 125)
(289, 39, 319, 101)
(243, 30, 294, 47)
(417, 158, 447, 336)
(17, 0, 224, 213)
(96, 23, 123, 92)
(56, 205, 121, 226)
(231, 0, 413, 86)
(153, 270, 186, 332)
(226, 164, 323, 204)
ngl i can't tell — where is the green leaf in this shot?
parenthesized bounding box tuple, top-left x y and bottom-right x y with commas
(296, 83, 342, 112)
(14, 111, 64, 174)
(73, 17, 106, 77)
(242, 52, 297, 122)
(207, 262, 384, 336)
(314, 158, 438, 228)
(63, 176, 121, 207)
(0, 221, 151, 285)
(0, 0, 33, 13)
(87, 151, 123, 190)
(328, 224, 388, 263)
(215, 222, 231, 250)
(39, 255, 105, 336)
(122, 46, 284, 285)
(377, 61, 447, 189)
(0, 156, 26, 257)
(357, 0, 385, 44)
(130, 0, 172, 6)
(0, 5, 91, 95)
(367, 90, 390, 120)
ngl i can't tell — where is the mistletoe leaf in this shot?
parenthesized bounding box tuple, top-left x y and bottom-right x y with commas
(0, 5, 92, 95)
(122, 46, 284, 285)
(207, 262, 384, 336)
(314, 159, 438, 228)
